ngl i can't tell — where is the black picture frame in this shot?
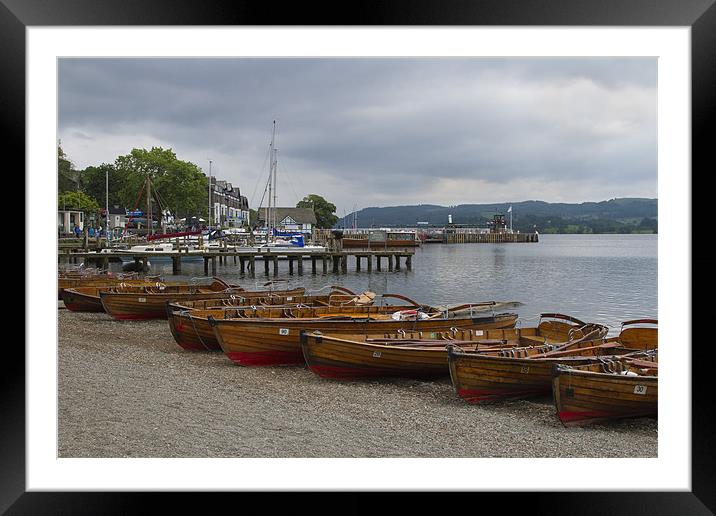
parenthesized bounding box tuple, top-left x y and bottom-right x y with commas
(6, 0, 710, 512)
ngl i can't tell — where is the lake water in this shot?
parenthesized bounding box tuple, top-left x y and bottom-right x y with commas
(118, 234, 657, 335)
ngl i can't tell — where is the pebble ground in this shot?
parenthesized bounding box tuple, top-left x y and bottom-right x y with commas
(58, 307, 658, 458)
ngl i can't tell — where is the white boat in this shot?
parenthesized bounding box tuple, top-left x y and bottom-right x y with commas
(114, 243, 176, 254)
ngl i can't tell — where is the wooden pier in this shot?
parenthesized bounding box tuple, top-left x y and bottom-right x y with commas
(441, 231, 539, 244)
(58, 249, 415, 276)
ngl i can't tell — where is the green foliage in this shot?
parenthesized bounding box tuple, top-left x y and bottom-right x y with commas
(113, 147, 208, 219)
(58, 191, 100, 215)
(79, 164, 122, 207)
(297, 194, 338, 229)
(58, 146, 79, 192)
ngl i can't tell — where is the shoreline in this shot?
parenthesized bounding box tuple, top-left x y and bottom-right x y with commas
(58, 307, 657, 458)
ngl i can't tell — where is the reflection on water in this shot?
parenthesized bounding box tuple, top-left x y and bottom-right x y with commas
(109, 234, 657, 334)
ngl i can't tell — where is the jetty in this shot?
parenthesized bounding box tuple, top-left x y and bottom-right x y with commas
(58, 248, 415, 276)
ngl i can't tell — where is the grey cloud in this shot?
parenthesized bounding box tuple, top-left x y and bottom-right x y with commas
(58, 57, 657, 212)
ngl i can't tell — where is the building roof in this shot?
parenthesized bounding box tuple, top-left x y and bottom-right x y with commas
(258, 207, 317, 225)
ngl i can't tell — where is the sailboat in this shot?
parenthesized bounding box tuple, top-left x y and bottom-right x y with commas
(254, 121, 326, 254)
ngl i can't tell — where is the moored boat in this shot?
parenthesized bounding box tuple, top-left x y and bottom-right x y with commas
(166, 287, 377, 351)
(58, 272, 160, 300)
(552, 352, 658, 426)
(99, 279, 305, 320)
(299, 314, 608, 380)
(167, 296, 508, 353)
(446, 317, 654, 404)
(208, 308, 519, 367)
(62, 279, 203, 312)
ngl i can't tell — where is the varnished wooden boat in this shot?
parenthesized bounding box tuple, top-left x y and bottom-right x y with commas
(166, 288, 374, 351)
(552, 352, 658, 426)
(167, 295, 507, 353)
(208, 308, 519, 367)
(99, 279, 305, 320)
(58, 273, 160, 300)
(299, 314, 609, 380)
(61, 279, 203, 312)
(446, 317, 655, 404)
(61, 286, 110, 312)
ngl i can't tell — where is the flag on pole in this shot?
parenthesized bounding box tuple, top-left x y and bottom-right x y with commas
(507, 205, 512, 213)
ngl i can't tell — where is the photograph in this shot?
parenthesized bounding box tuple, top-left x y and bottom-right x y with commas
(55, 56, 660, 460)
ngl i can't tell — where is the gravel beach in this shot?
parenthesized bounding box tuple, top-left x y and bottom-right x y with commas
(58, 306, 658, 458)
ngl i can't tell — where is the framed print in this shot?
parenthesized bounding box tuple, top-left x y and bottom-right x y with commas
(5, 0, 712, 512)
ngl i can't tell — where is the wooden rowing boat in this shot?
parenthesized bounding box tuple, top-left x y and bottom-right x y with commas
(58, 274, 160, 300)
(299, 314, 608, 380)
(208, 308, 519, 367)
(166, 288, 375, 351)
(99, 279, 305, 320)
(61, 279, 205, 312)
(61, 286, 111, 312)
(166, 295, 506, 353)
(552, 352, 658, 426)
(446, 317, 655, 404)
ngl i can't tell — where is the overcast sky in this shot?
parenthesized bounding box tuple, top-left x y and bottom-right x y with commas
(58, 58, 657, 215)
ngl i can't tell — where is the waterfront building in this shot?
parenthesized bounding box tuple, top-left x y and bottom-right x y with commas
(100, 205, 129, 230)
(57, 209, 84, 234)
(257, 207, 317, 232)
(208, 177, 250, 227)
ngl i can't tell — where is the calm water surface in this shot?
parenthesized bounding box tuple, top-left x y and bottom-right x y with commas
(119, 234, 657, 334)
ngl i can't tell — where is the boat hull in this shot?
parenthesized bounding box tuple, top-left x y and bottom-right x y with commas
(341, 238, 419, 248)
(552, 367, 658, 426)
(211, 313, 518, 367)
(61, 288, 104, 312)
(300, 334, 451, 379)
(447, 351, 606, 404)
(101, 287, 305, 320)
(168, 310, 224, 351)
(57, 276, 156, 300)
(165, 292, 360, 351)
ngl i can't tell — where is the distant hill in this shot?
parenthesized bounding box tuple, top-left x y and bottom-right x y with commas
(340, 198, 657, 234)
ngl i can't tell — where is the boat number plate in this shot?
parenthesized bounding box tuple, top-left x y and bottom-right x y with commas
(279, 328, 290, 336)
(475, 330, 484, 336)
(286, 297, 293, 301)
(138, 297, 146, 303)
(373, 352, 382, 358)
(634, 385, 647, 395)
(520, 366, 529, 374)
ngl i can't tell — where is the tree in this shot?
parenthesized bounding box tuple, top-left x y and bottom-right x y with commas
(58, 146, 80, 192)
(113, 147, 208, 219)
(297, 194, 339, 229)
(58, 191, 100, 216)
(79, 163, 122, 208)
(248, 208, 259, 228)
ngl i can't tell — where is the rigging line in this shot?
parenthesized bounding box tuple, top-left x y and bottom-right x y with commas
(253, 163, 273, 224)
(249, 143, 272, 208)
(277, 159, 301, 205)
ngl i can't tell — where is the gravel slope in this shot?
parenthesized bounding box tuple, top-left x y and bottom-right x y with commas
(58, 308, 657, 458)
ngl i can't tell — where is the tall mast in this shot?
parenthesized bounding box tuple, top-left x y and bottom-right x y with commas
(268, 120, 277, 241)
(272, 120, 277, 235)
(208, 159, 213, 230)
(147, 176, 152, 236)
(105, 166, 110, 243)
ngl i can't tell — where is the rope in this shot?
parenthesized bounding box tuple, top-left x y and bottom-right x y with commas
(187, 312, 212, 351)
